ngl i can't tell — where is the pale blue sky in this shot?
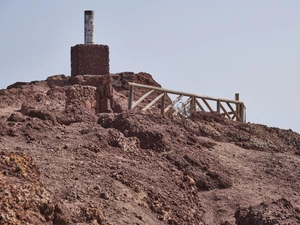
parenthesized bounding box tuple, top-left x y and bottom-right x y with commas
(1, 1, 300, 132)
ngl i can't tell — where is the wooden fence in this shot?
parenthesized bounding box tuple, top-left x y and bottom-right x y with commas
(127, 82, 246, 123)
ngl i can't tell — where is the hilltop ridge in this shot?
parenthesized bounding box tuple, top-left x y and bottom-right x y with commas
(0, 73, 300, 225)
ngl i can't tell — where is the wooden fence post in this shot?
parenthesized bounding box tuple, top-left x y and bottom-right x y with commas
(217, 100, 220, 113)
(240, 103, 246, 123)
(128, 85, 134, 110)
(235, 93, 240, 121)
(190, 96, 196, 114)
(161, 92, 166, 116)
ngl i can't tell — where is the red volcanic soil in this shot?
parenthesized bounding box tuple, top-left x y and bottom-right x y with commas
(0, 73, 300, 225)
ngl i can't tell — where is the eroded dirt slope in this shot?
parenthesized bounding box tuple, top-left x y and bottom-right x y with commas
(0, 74, 300, 225)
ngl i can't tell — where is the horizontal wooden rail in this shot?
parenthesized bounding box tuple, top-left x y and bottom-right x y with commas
(127, 82, 246, 123)
(128, 82, 242, 104)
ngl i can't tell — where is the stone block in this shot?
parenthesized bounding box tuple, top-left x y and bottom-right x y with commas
(66, 85, 97, 113)
(71, 44, 109, 76)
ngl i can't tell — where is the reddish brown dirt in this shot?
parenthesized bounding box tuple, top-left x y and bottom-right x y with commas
(0, 73, 300, 225)
(235, 198, 300, 225)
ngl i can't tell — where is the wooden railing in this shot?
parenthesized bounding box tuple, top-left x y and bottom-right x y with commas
(128, 82, 246, 123)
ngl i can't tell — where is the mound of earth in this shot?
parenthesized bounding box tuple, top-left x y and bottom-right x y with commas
(0, 72, 300, 224)
(0, 151, 71, 224)
(235, 198, 300, 225)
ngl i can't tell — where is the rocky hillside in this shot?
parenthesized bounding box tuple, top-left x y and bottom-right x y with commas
(0, 73, 300, 225)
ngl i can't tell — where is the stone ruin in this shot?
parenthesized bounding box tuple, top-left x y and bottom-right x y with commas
(68, 10, 113, 113)
(67, 74, 113, 113)
(67, 11, 159, 114)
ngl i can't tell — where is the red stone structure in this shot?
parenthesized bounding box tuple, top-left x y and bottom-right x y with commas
(68, 11, 112, 113)
(66, 74, 113, 113)
(71, 44, 109, 77)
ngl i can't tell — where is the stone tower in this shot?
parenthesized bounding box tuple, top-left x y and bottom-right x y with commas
(71, 10, 110, 77)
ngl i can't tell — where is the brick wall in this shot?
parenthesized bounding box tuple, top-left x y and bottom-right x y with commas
(71, 44, 109, 77)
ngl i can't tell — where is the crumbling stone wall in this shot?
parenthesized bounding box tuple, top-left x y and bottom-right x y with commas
(66, 85, 97, 113)
(67, 74, 113, 113)
(71, 44, 109, 77)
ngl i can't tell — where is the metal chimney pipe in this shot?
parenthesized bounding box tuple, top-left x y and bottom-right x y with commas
(84, 10, 94, 44)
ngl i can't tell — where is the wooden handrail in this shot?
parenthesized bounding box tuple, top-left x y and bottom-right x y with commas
(127, 82, 246, 123)
(128, 82, 244, 104)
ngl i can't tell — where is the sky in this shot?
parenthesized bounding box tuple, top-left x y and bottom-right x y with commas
(0, 1, 300, 133)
